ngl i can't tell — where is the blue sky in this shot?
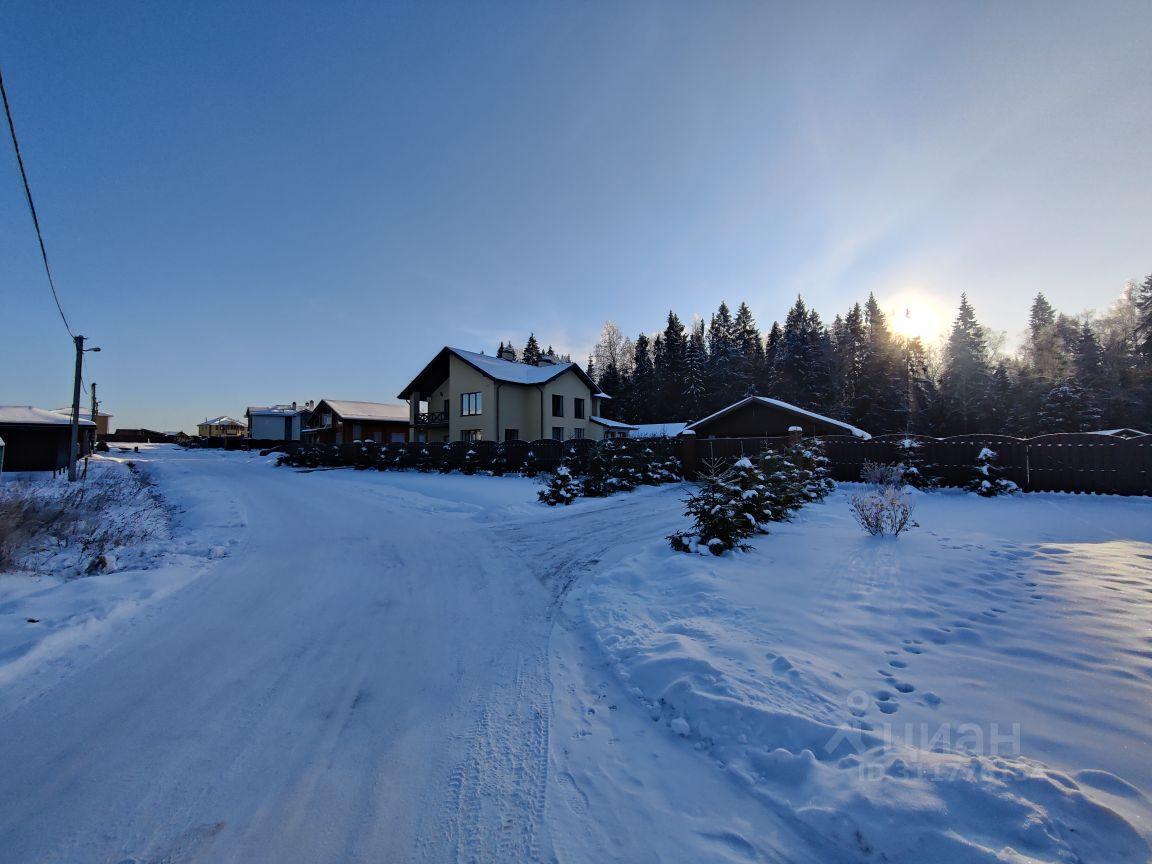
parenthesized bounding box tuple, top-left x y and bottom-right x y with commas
(2, 1, 1150, 431)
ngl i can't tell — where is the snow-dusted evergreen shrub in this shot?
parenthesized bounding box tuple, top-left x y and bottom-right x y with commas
(437, 444, 454, 474)
(757, 448, 806, 521)
(850, 488, 916, 537)
(521, 450, 540, 478)
(580, 442, 611, 497)
(606, 443, 642, 492)
(787, 438, 835, 503)
(538, 465, 579, 506)
(726, 457, 775, 534)
(490, 444, 508, 477)
(966, 447, 1020, 497)
(860, 460, 905, 490)
(638, 447, 664, 485)
(461, 448, 480, 475)
(894, 437, 938, 490)
(668, 468, 755, 555)
(415, 447, 435, 472)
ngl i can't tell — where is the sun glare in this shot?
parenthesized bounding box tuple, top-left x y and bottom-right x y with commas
(887, 293, 948, 344)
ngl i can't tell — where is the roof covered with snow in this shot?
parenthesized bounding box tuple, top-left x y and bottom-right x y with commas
(318, 400, 409, 422)
(52, 407, 113, 419)
(1087, 428, 1148, 438)
(200, 416, 247, 427)
(246, 404, 311, 417)
(685, 396, 871, 439)
(590, 416, 638, 430)
(0, 406, 96, 426)
(398, 347, 607, 399)
(631, 422, 689, 438)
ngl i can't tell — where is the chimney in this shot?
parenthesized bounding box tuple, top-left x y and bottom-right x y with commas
(497, 344, 517, 362)
(291, 401, 297, 410)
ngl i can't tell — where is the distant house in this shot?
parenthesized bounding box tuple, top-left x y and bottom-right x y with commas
(109, 428, 175, 444)
(245, 402, 313, 441)
(197, 416, 248, 438)
(0, 406, 96, 471)
(398, 346, 612, 443)
(53, 407, 113, 437)
(590, 417, 638, 438)
(302, 399, 410, 444)
(685, 396, 871, 439)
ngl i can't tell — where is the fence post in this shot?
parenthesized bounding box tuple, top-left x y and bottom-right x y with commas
(679, 430, 697, 479)
(788, 426, 803, 446)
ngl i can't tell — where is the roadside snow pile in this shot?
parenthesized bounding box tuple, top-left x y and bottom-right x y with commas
(575, 488, 1152, 862)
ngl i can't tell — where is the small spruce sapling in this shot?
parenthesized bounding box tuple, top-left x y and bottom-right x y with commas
(415, 447, 434, 472)
(580, 441, 611, 497)
(461, 448, 480, 475)
(490, 444, 508, 477)
(966, 447, 1020, 497)
(668, 466, 755, 555)
(538, 461, 580, 506)
(787, 438, 835, 503)
(894, 437, 938, 490)
(521, 450, 540, 478)
(438, 443, 454, 474)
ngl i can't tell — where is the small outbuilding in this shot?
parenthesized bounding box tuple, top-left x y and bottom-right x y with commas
(0, 406, 96, 472)
(684, 396, 871, 440)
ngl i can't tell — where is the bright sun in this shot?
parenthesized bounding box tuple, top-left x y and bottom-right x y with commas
(887, 293, 948, 344)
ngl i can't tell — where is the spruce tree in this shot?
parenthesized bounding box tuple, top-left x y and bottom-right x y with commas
(966, 447, 1019, 497)
(683, 320, 707, 421)
(939, 294, 992, 433)
(581, 441, 611, 497)
(761, 321, 783, 395)
(857, 295, 906, 433)
(706, 302, 739, 411)
(1039, 378, 1101, 432)
(732, 302, 765, 397)
(655, 311, 688, 418)
(836, 303, 867, 424)
(522, 334, 542, 366)
(1137, 273, 1152, 360)
(538, 461, 579, 506)
(627, 333, 656, 423)
(597, 362, 624, 419)
(984, 363, 1016, 433)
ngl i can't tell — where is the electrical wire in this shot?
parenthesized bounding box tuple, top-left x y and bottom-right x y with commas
(0, 62, 74, 338)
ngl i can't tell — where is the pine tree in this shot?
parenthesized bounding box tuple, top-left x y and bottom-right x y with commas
(655, 311, 688, 419)
(984, 363, 1015, 433)
(627, 333, 656, 423)
(966, 447, 1019, 497)
(683, 320, 707, 421)
(732, 302, 765, 397)
(522, 334, 542, 366)
(1039, 378, 1101, 432)
(939, 294, 992, 433)
(1137, 273, 1152, 360)
(705, 302, 739, 411)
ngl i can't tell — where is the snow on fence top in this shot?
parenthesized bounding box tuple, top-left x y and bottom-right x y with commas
(0, 406, 96, 426)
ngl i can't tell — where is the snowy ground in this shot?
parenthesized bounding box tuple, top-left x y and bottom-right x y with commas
(0, 446, 1149, 863)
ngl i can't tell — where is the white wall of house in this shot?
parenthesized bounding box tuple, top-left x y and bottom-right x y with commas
(249, 413, 303, 441)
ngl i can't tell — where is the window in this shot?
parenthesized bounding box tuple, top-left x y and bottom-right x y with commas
(574, 397, 585, 419)
(460, 392, 483, 416)
(572, 427, 585, 439)
(504, 429, 519, 442)
(551, 426, 564, 441)
(389, 431, 405, 443)
(551, 394, 564, 417)
(461, 429, 482, 442)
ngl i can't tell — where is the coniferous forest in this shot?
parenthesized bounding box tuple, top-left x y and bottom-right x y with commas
(540, 275, 1152, 437)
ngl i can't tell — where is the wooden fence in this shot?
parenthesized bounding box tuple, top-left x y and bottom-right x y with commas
(685, 433, 1152, 496)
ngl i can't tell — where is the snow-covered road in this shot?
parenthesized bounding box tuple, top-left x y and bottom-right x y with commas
(3, 447, 1151, 864)
(0, 450, 569, 863)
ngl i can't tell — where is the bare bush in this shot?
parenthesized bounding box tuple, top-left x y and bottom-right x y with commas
(0, 462, 167, 578)
(849, 488, 917, 537)
(860, 461, 905, 490)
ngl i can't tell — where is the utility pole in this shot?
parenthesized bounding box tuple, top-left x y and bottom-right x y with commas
(68, 335, 85, 481)
(90, 381, 98, 445)
(68, 335, 100, 481)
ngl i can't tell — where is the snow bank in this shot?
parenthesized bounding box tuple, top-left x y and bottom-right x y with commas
(574, 488, 1152, 862)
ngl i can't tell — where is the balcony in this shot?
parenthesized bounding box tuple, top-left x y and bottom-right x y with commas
(415, 411, 448, 427)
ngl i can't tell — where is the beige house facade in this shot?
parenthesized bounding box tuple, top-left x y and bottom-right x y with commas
(398, 347, 614, 443)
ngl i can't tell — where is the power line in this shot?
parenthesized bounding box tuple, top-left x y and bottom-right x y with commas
(0, 62, 74, 338)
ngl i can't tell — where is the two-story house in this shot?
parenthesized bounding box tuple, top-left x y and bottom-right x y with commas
(398, 346, 614, 443)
